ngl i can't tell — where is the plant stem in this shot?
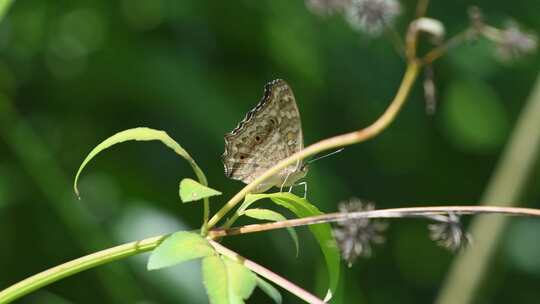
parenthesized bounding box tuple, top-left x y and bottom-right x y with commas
(0, 36, 424, 303)
(0, 235, 167, 304)
(422, 28, 474, 65)
(3, 204, 539, 303)
(436, 74, 540, 304)
(207, 61, 421, 229)
(201, 197, 210, 235)
(209, 241, 325, 304)
(416, 0, 430, 18)
(0, 96, 144, 302)
(208, 205, 540, 238)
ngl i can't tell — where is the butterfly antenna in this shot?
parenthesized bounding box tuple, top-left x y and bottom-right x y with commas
(305, 148, 345, 165)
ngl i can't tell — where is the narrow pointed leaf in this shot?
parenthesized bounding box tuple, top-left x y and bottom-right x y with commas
(256, 276, 282, 304)
(202, 255, 257, 304)
(74, 127, 207, 198)
(179, 178, 222, 203)
(148, 231, 215, 270)
(244, 193, 339, 301)
(237, 193, 265, 212)
(243, 208, 299, 256)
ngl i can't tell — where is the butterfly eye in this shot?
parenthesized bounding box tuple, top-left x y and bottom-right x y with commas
(255, 136, 261, 142)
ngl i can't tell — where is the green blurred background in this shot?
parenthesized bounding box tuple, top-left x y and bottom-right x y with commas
(0, 0, 539, 303)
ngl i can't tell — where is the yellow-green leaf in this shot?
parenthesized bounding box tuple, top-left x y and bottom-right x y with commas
(179, 178, 221, 203)
(73, 127, 207, 198)
(244, 192, 339, 301)
(147, 231, 215, 270)
(202, 255, 257, 304)
(256, 276, 282, 304)
(243, 208, 299, 257)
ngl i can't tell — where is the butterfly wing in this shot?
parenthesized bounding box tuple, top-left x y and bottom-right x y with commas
(222, 79, 305, 192)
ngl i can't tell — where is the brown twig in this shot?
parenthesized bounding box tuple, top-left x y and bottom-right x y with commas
(210, 241, 325, 304)
(421, 28, 475, 65)
(209, 205, 540, 238)
(416, 0, 430, 18)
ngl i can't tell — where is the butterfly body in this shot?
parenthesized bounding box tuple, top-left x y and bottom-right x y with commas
(222, 79, 307, 193)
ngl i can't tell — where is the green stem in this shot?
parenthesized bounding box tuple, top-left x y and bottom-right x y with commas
(3, 204, 539, 303)
(0, 48, 421, 304)
(207, 61, 421, 229)
(201, 197, 210, 235)
(0, 95, 144, 302)
(0, 235, 166, 304)
(222, 210, 243, 230)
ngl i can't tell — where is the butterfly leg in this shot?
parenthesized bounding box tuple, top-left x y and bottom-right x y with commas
(286, 182, 308, 198)
(297, 182, 308, 199)
(280, 160, 303, 192)
(280, 170, 293, 193)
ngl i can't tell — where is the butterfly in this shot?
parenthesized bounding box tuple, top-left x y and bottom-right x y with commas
(222, 79, 307, 193)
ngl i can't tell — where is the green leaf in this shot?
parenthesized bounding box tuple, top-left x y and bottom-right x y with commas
(179, 178, 221, 203)
(244, 192, 339, 301)
(202, 255, 257, 304)
(243, 208, 299, 257)
(147, 231, 215, 270)
(256, 276, 282, 304)
(0, 0, 13, 21)
(238, 193, 267, 211)
(74, 127, 208, 198)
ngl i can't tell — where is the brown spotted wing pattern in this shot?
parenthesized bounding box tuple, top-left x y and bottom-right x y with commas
(222, 79, 307, 193)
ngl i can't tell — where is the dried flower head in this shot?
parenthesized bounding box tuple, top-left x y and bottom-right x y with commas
(333, 198, 387, 266)
(428, 213, 471, 252)
(494, 21, 538, 61)
(305, 0, 351, 16)
(345, 0, 401, 35)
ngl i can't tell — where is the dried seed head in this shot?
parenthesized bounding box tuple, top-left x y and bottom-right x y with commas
(305, 0, 352, 16)
(467, 6, 484, 32)
(333, 198, 387, 266)
(428, 213, 471, 252)
(423, 64, 437, 115)
(494, 21, 538, 61)
(345, 0, 401, 35)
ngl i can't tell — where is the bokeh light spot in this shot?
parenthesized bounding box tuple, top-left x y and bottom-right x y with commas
(121, 0, 163, 31)
(441, 80, 509, 153)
